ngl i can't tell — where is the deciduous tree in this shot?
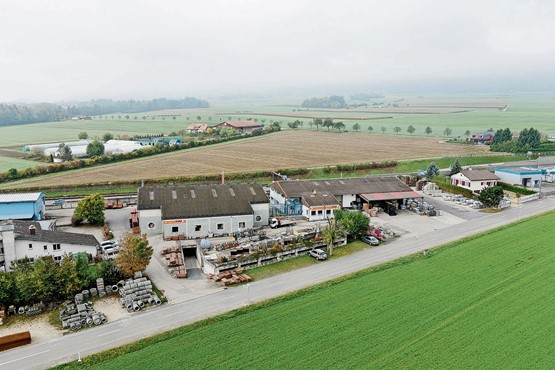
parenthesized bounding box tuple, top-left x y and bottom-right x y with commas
(407, 125, 415, 135)
(86, 140, 105, 157)
(478, 186, 504, 208)
(352, 123, 360, 132)
(334, 210, 369, 240)
(116, 233, 154, 278)
(73, 194, 105, 225)
(425, 126, 433, 136)
(78, 132, 89, 140)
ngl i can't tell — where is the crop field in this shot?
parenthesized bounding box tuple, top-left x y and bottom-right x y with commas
(3, 130, 489, 188)
(60, 212, 555, 369)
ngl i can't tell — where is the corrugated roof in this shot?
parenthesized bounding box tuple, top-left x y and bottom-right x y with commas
(0, 192, 44, 203)
(460, 170, 499, 181)
(360, 191, 423, 202)
(138, 184, 269, 220)
(272, 176, 413, 198)
(300, 191, 340, 207)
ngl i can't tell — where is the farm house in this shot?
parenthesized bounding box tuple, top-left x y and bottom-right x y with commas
(451, 170, 499, 193)
(214, 120, 263, 133)
(0, 220, 99, 271)
(0, 192, 46, 221)
(269, 176, 422, 220)
(137, 184, 270, 239)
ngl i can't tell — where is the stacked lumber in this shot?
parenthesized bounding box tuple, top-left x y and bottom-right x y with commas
(0, 332, 31, 352)
(161, 245, 188, 278)
(208, 269, 252, 286)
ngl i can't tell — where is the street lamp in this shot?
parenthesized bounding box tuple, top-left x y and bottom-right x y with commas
(245, 283, 250, 303)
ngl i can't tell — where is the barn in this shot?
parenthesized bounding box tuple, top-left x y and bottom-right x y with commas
(269, 176, 422, 220)
(137, 184, 270, 239)
(0, 192, 46, 221)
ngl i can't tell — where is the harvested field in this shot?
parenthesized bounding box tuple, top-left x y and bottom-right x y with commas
(217, 112, 394, 120)
(404, 97, 507, 109)
(5, 131, 490, 188)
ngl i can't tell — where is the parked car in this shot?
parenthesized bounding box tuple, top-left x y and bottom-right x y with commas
(102, 246, 120, 260)
(99, 241, 120, 255)
(309, 248, 327, 260)
(361, 236, 380, 246)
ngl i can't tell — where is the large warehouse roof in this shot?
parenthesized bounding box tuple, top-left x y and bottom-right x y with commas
(138, 184, 269, 220)
(0, 192, 44, 203)
(271, 176, 413, 198)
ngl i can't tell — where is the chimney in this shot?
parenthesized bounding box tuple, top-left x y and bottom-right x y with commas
(221, 171, 225, 184)
(29, 225, 36, 235)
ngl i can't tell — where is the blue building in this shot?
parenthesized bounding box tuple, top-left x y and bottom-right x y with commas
(0, 192, 46, 221)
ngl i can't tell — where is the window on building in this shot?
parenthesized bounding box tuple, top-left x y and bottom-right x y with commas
(28, 244, 33, 250)
(148, 222, 155, 229)
(311, 210, 316, 216)
(195, 225, 202, 231)
(0, 247, 4, 254)
(326, 209, 331, 215)
(29, 257, 34, 262)
(53, 244, 61, 251)
(44, 245, 48, 251)
(217, 223, 224, 230)
(172, 226, 178, 232)
(53, 256, 62, 262)
(255, 215, 262, 222)
(318, 210, 323, 215)
(239, 222, 246, 228)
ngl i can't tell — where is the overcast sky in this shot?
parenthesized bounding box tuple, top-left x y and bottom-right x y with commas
(0, 0, 554, 102)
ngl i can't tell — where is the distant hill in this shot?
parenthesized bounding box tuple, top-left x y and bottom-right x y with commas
(301, 95, 347, 108)
(0, 97, 210, 126)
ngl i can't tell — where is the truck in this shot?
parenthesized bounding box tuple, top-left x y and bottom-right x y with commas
(269, 217, 297, 229)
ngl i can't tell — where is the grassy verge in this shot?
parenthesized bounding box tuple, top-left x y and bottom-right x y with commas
(246, 241, 370, 281)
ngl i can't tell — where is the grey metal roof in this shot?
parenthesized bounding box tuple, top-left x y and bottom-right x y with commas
(13, 221, 99, 246)
(460, 170, 499, 181)
(138, 184, 269, 220)
(0, 192, 44, 203)
(300, 191, 340, 207)
(272, 176, 412, 198)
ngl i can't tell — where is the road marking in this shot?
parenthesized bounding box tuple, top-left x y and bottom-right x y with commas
(97, 329, 120, 337)
(164, 310, 186, 317)
(0, 350, 50, 366)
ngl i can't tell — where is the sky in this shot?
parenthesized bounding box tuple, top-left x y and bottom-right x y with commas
(0, 0, 554, 102)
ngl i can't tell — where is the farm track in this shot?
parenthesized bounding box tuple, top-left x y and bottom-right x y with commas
(4, 131, 490, 188)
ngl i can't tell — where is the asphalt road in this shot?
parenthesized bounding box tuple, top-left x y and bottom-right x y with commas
(1, 197, 555, 370)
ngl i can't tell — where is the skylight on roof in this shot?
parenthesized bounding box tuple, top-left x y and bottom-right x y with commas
(229, 188, 235, 196)
(190, 190, 196, 198)
(172, 190, 177, 200)
(211, 189, 218, 197)
(249, 187, 256, 196)
(149, 191, 154, 201)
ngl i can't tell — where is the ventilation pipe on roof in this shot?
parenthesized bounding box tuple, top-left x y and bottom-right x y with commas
(222, 171, 225, 184)
(29, 225, 36, 235)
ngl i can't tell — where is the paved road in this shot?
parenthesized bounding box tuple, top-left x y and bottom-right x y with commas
(2, 197, 554, 370)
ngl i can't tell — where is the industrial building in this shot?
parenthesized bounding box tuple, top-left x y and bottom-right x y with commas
(0, 192, 46, 221)
(137, 184, 270, 239)
(0, 220, 99, 271)
(269, 176, 422, 221)
(495, 167, 544, 189)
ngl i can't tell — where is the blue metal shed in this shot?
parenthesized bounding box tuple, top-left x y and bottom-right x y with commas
(0, 192, 46, 221)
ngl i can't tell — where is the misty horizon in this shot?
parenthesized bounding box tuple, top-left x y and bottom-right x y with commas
(1, 0, 554, 102)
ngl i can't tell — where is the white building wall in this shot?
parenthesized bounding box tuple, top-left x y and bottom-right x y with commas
(341, 194, 356, 208)
(269, 188, 286, 205)
(162, 214, 256, 239)
(139, 209, 163, 235)
(251, 203, 270, 227)
(302, 205, 337, 221)
(13, 240, 97, 263)
(495, 171, 542, 188)
(451, 173, 497, 193)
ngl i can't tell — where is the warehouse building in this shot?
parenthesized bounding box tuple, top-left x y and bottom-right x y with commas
(269, 176, 422, 220)
(137, 184, 270, 239)
(0, 192, 46, 221)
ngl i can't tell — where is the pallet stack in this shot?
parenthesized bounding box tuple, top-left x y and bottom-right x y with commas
(161, 245, 187, 278)
(208, 269, 252, 286)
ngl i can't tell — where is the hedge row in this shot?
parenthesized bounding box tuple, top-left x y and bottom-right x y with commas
(0, 127, 278, 184)
(498, 182, 537, 195)
(432, 180, 474, 198)
(323, 161, 397, 173)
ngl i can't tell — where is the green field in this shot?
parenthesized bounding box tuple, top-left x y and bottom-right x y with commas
(57, 212, 555, 369)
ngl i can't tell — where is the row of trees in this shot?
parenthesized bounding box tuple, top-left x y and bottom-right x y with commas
(490, 127, 542, 153)
(322, 210, 370, 256)
(309, 118, 346, 132)
(301, 95, 347, 109)
(0, 98, 209, 126)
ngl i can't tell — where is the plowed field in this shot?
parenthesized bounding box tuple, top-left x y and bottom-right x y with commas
(8, 131, 489, 188)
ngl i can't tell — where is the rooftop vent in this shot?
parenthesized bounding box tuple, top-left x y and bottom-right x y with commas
(149, 191, 154, 201)
(172, 190, 177, 200)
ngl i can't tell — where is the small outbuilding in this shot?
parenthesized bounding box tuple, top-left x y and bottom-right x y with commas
(451, 170, 499, 193)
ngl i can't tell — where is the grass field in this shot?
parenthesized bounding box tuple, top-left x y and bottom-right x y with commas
(2, 130, 491, 188)
(56, 212, 555, 369)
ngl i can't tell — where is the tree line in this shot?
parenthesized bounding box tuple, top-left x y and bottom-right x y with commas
(0, 97, 209, 126)
(301, 95, 347, 108)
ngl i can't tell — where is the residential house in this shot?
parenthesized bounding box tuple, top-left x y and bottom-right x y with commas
(186, 123, 209, 133)
(451, 170, 499, 193)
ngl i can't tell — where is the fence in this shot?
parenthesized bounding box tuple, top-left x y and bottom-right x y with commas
(518, 193, 540, 204)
